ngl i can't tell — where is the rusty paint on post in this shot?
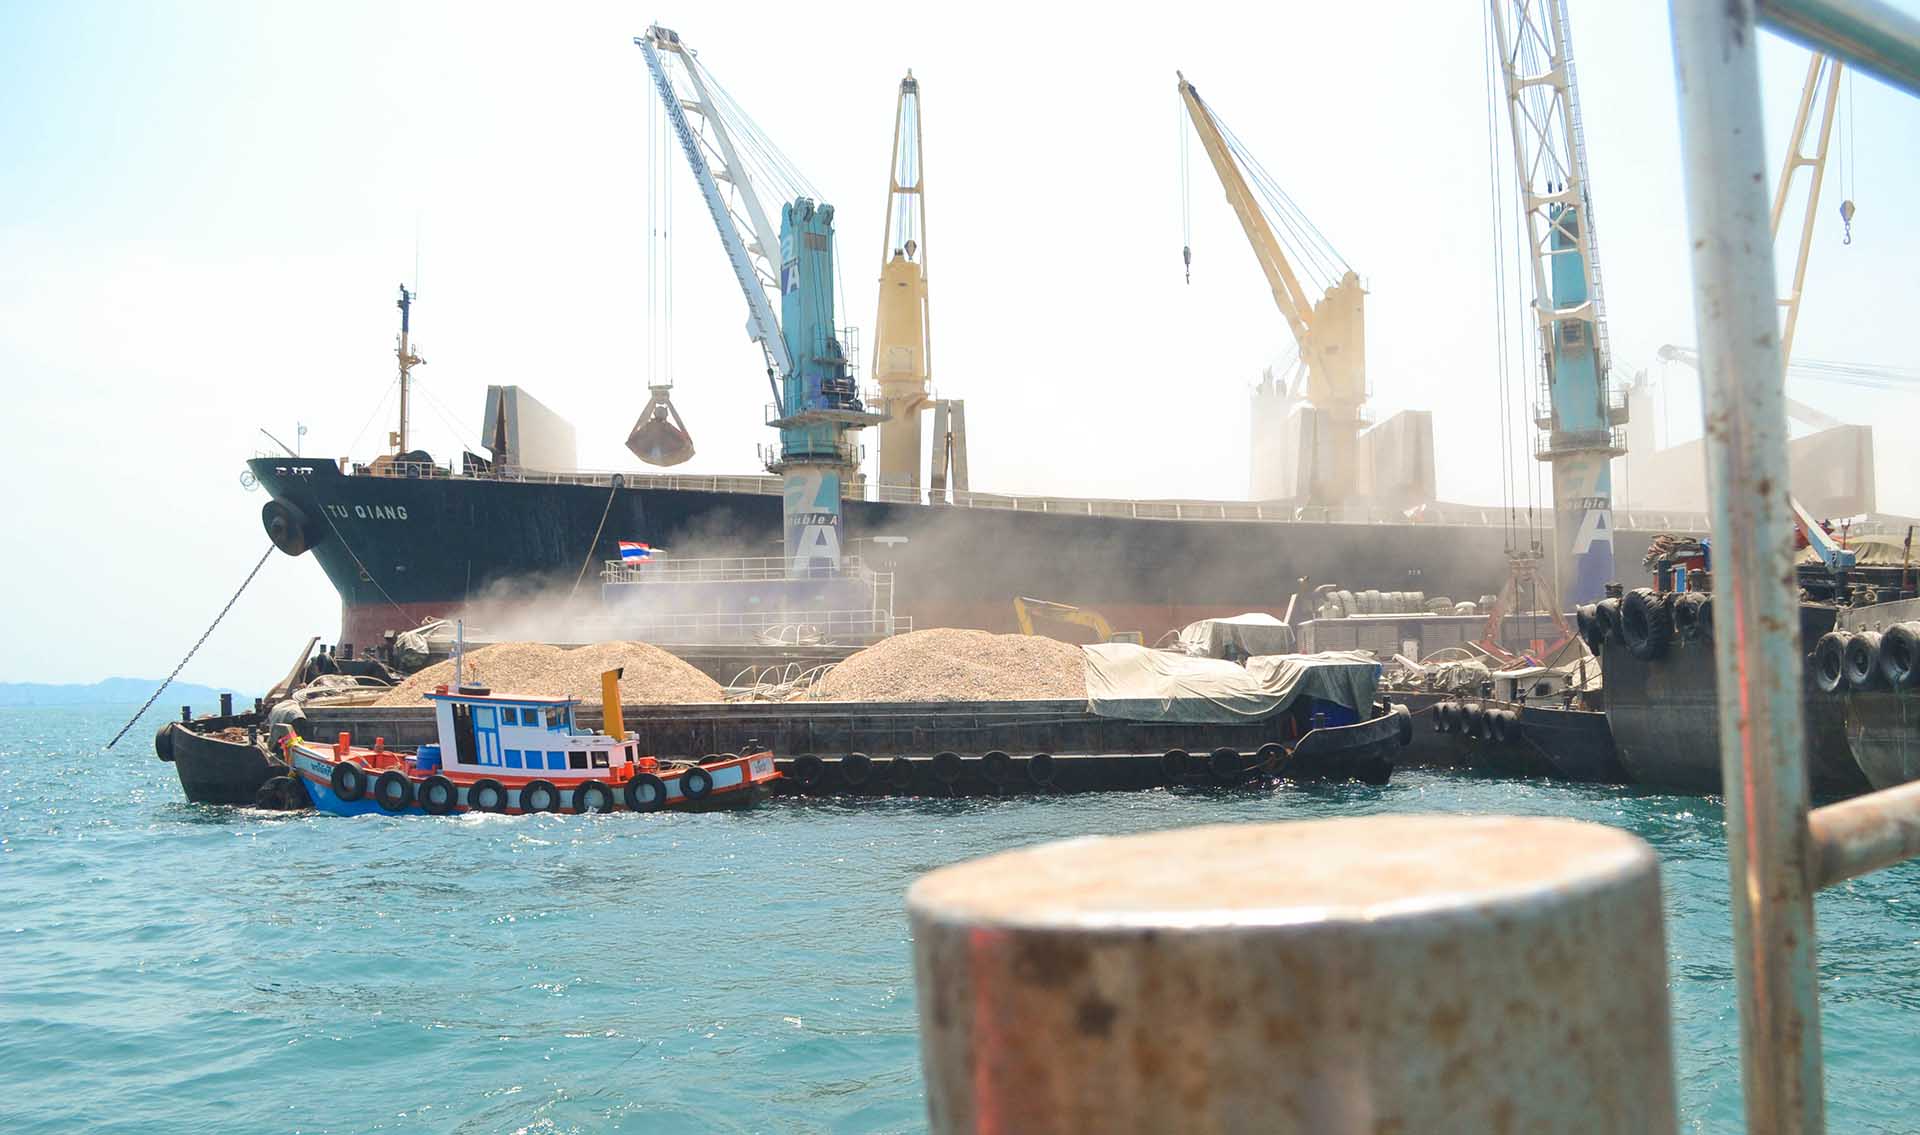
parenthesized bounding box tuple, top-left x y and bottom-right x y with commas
(1669, 1, 1829, 1130)
(1810, 779, 1920, 887)
(908, 816, 1677, 1134)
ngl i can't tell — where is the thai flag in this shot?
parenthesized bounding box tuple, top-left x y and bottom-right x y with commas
(618, 541, 653, 562)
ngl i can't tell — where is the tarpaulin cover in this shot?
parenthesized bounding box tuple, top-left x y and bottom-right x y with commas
(1176, 612, 1296, 658)
(1083, 645, 1381, 723)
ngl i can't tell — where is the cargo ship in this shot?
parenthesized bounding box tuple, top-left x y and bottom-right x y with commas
(253, 448, 1708, 651)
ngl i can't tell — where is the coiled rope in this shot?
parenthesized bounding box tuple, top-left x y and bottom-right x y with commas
(105, 545, 273, 750)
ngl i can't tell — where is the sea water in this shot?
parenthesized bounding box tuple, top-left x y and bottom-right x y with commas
(2, 705, 1916, 1134)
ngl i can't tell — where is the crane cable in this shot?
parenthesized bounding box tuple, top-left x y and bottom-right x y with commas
(1179, 94, 1192, 283)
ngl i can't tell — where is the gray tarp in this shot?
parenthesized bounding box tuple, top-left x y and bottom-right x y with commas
(1083, 645, 1381, 723)
(1175, 612, 1296, 659)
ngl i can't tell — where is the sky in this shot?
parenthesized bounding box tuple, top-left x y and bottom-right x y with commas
(2, 1, 1916, 688)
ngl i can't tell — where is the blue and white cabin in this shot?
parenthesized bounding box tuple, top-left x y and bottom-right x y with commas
(424, 689, 641, 777)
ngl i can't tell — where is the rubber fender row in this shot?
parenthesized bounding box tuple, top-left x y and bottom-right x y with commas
(1577, 588, 1711, 660)
(1162, 744, 1289, 786)
(329, 762, 685, 813)
(785, 751, 1059, 791)
(1432, 700, 1524, 743)
(1813, 622, 1920, 694)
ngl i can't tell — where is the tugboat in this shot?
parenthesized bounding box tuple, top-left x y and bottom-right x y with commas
(287, 668, 779, 816)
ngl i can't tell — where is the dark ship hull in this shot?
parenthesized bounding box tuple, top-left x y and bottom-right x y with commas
(249, 457, 1686, 649)
(1600, 606, 1870, 797)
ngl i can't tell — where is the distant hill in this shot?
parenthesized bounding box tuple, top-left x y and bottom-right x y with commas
(0, 678, 254, 709)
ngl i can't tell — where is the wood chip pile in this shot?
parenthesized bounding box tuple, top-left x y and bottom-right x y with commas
(809, 629, 1088, 702)
(376, 641, 724, 706)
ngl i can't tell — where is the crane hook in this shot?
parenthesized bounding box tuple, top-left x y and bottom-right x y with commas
(1840, 199, 1855, 245)
(1182, 244, 1191, 284)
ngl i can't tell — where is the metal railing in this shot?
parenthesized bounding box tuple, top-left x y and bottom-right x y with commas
(599, 554, 873, 584)
(589, 608, 905, 645)
(1670, 2, 1920, 1131)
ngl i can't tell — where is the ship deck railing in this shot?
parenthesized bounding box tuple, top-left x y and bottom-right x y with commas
(566, 607, 909, 646)
(344, 459, 1748, 533)
(1670, 3, 1920, 1131)
(600, 555, 875, 584)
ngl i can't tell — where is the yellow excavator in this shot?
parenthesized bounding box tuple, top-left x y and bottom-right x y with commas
(1012, 597, 1145, 645)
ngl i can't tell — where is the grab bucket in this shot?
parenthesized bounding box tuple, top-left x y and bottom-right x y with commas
(627, 386, 695, 467)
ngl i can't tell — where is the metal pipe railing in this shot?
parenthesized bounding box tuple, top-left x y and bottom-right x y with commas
(1758, 0, 1920, 95)
(1671, 1, 1920, 1131)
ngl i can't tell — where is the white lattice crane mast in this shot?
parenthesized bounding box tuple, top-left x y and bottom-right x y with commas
(872, 72, 933, 492)
(1488, 0, 1625, 607)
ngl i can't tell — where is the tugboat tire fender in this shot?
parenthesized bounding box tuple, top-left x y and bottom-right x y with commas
(1844, 631, 1886, 691)
(1880, 622, 1920, 689)
(681, 766, 714, 800)
(418, 774, 457, 815)
(573, 781, 615, 814)
(469, 778, 507, 812)
(1673, 592, 1708, 641)
(261, 498, 317, 557)
(1812, 631, 1853, 695)
(625, 773, 667, 812)
(1255, 742, 1288, 771)
(154, 723, 176, 762)
(331, 762, 367, 801)
(373, 770, 413, 812)
(886, 755, 915, 789)
(520, 779, 558, 813)
(1390, 703, 1413, 747)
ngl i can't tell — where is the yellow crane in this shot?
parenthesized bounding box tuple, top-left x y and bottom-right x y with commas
(1178, 72, 1368, 506)
(872, 71, 933, 492)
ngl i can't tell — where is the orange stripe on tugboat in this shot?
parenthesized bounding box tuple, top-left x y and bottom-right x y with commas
(289, 668, 779, 816)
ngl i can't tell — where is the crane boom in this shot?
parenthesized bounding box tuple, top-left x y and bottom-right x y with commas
(637, 26, 791, 400)
(1177, 74, 1317, 350)
(1177, 72, 1367, 506)
(1771, 53, 1844, 375)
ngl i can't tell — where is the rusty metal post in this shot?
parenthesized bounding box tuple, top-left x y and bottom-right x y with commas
(1669, 2, 1826, 1130)
(1809, 779, 1920, 887)
(909, 817, 1676, 1134)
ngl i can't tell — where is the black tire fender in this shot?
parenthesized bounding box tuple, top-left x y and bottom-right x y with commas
(331, 761, 367, 802)
(572, 781, 615, 814)
(469, 778, 506, 812)
(373, 769, 413, 812)
(1026, 753, 1057, 787)
(624, 773, 667, 812)
(789, 754, 826, 789)
(1812, 631, 1852, 695)
(1161, 748, 1191, 780)
(1391, 703, 1413, 747)
(930, 751, 963, 784)
(980, 750, 1012, 785)
(840, 752, 874, 787)
(520, 779, 558, 813)
(1621, 589, 1674, 662)
(155, 723, 176, 762)
(1462, 702, 1486, 740)
(418, 774, 457, 815)
(886, 756, 915, 789)
(1844, 631, 1886, 691)
(1673, 593, 1707, 642)
(680, 766, 714, 800)
(1880, 622, 1920, 689)
(1593, 597, 1623, 647)
(1206, 747, 1246, 785)
(1255, 742, 1287, 771)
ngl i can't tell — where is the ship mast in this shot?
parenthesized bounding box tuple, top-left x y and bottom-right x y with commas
(394, 284, 425, 455)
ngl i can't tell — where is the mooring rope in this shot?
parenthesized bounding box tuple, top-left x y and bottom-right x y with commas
(568, 478, 622, 600)
(105, 544, 274, 751)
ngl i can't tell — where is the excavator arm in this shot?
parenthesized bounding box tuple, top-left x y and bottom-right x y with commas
(1012, 597, 1143, 645)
